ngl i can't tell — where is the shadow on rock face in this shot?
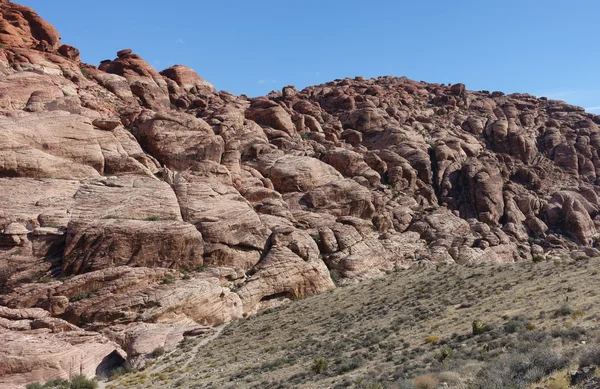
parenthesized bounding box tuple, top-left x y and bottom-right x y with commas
(96, 349, 126, 377)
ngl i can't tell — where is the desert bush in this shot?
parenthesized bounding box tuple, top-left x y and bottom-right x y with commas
(436, 371, 462, 385)
(152, 346, 166, 358)
(554, 303, 573, 317)
(425, 335, 440, 344)
(503, 315, 530, 333)
(437, 348, 452, 362)
(532, 254, 545, 262)
(329, 269, 341, 285)
(363, 383, 385, 389)
(260, 358, 290, 371)
(473, 346, 567, 389)
(529, 347, 568, 375)
(25, 384, 42, 389)
(472, 320, 490, 335)
(70, 292, 91, 302)
(517, 330, 549, 345)
(311, 357, 327, 374)
(354, 379, 387, 389)
(413, 374, 439, 389)
(337, 355, 364, 373)
(69, 375, 97, 389)
(551, 327, 584, 341)
(109, 366, 135, 380)
(580, 345, 600, 367)
(41, 378, 70, 388)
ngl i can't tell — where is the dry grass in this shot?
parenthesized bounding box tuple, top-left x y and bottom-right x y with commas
(106, 257, 600, 388)
(413, 374, 439, 389)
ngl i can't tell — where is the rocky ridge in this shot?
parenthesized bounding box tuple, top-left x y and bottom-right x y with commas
(0, 1, 599, 387)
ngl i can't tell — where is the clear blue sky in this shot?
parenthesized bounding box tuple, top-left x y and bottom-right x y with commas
(17, 0, 600, 111)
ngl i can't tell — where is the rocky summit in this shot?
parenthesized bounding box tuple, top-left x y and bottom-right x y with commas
(0, 1, 599, 388)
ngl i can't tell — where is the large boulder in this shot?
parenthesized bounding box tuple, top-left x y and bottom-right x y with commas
(245, 99, 296, 136)
(132, 110, 224, 170)
(251, 154, 343, 193)
(98, 50, 170, 110)
(0, 1, 61, 51)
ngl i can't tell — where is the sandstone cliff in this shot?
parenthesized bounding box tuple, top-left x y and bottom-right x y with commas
(0, 1, 599, 387)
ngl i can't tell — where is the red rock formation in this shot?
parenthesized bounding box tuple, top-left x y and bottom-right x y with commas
(1, 1, 600, 387)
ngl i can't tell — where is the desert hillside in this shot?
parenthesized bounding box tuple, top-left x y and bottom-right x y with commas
(0, 1, 600, 388)
(106, 257, 600, 389)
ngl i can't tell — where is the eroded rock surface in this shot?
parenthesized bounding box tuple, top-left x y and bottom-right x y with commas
(1, 2, 600, 387)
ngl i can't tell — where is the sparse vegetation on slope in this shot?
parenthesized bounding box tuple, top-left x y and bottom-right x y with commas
(107, 257, 600, 388)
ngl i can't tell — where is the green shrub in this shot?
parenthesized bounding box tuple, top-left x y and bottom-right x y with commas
(70, 292, 91, 302)
(437, 348, 452, 362)
(25, 383, 42, 389)
(152, 346, 166, 358)
(109, 366, 135, 380)
(69, 375, 97, 389)
(329, 269, 341, 285)
(532, 254, 545, 262)
(311, 356, 327, 374)
(161, 277, 175, 285)
(554, 303, 573, 317)
(43, 378, 71, 389)
(43, 378, 70, 388)
(472, 320, 490, 335)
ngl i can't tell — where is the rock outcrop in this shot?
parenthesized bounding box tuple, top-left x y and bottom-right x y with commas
(1, 1, 600, 387)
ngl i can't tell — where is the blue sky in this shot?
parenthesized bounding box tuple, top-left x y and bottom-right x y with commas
(18, 0, 600, 111)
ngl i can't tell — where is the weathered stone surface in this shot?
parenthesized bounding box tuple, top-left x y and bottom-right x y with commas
(304, 179, 376, 219)
(0, 2, 61, 51)
(245, 99, 296, 136)
(172, 169, 270, 270)
(106, 322, 209, 368)
(62, 219, 204, 274)
(160, 64, 215, 94)
(0, 306, 124, 389)
(99, 50, 170, 110)
(236, 228, 335, 313)
(252, 154, 343, 193)
(0, 112, 158, 179)
(132, 110, 224, 170)
(69, 175, 181, 222)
